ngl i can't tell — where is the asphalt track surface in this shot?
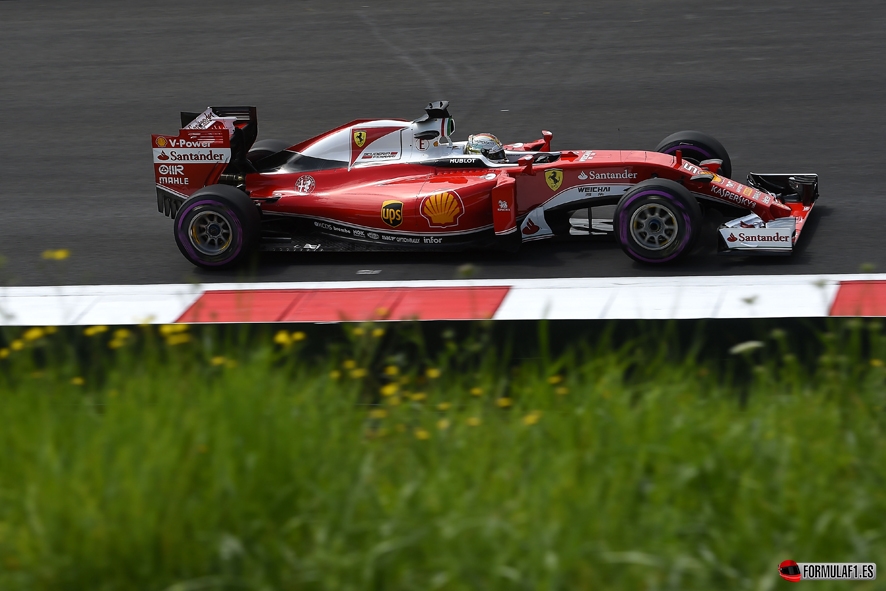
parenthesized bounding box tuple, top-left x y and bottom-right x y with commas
(2, 1, 884, 287)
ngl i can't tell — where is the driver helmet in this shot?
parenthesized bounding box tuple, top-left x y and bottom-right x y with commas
(465, 133, 507, 163)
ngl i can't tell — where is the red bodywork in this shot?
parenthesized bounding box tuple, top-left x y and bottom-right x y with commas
(152, 106, 815, 252)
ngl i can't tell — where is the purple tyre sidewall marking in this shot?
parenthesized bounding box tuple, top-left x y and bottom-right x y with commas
(617, 189, 694, 264)
(176, 199, 244, 266)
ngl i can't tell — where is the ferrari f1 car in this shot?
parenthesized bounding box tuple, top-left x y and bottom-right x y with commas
(151, 102, 818, 268)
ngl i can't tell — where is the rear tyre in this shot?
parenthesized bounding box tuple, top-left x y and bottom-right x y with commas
(614, 179, 702, 264)
(247, 139, 291, 164)
(174, 185, 260, 269)
(656, 130, 732, 178)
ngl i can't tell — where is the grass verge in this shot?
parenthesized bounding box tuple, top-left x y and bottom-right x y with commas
(0, 321, 884, 591)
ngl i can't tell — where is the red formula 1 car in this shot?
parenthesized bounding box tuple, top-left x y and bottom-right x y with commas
(151, 102, 818, 268)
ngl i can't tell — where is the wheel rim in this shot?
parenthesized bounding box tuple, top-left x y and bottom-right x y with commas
(629, 203, 679, 250)
(188, 210, 233, 256)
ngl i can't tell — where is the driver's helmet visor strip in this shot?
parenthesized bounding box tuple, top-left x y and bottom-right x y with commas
(780, 566, 801, 576)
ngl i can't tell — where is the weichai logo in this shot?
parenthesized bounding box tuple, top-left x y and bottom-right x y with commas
(381, 200, 403, 228)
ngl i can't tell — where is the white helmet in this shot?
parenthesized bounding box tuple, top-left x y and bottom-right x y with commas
(465, 133, 507, 163)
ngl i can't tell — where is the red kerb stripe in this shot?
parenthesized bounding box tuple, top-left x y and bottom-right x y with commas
(176, 287, 510, 323)
(830, 281, 886, 316)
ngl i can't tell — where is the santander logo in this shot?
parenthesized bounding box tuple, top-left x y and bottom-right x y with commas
(522, 219, 540, 235)
(727, 233, 738, 242)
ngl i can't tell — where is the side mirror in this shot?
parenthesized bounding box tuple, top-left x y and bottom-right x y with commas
(518, 155, 534, 175)
(541, 130, 553, 152)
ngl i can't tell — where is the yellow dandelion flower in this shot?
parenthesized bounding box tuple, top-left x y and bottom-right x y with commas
(343, 359, 357, 370)
(466, 416, 482, 427)
(386, 395, 402, 407)
(158, 324, 187, 335)
(113, 328, 131, 340)
(10, 340, 24, 351)
(410, 392, 427, 402)
(41, 249, 70, 261)
(273, 330, 292, 346)
(522, 412, 541, 426)
(437, 402, 451, 411)
(426, 368, 441, 379)
(352, 327, 365, 336)
(380, 383, 399, 397)
(210, 356, 227, 366)
(414, 428, 431, 440)
(70, 376, 85, 386)
(0, 348, 9, 359)
(165, 333, 191, 346)
(369, 409, 388, 419)
(470, 387, 484, 397)
(291, 331, 306, 342)
(83, 325, 109, 337)
(547, 375, 563, 385)
(108, 339, 125, 349)
(349, 368, 367, 379)
(45, 326, 57, 334)
(384, 365, 399, 376)
(871, 359, 884, 368)
(555, 386, 569, 395)
(437, 418, 450, 431)
(23, 327, 45, 341)
(496, 397, 513, 408)
(372, 328, 385, 338)
(329, 369, 342, 380)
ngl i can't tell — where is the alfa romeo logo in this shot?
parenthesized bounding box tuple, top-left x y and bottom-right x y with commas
(294, 175, 315, 194)
(353, 130, 367, 148)
(545, 169, 563, 191)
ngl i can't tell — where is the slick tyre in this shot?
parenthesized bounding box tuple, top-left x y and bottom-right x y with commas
(614, 179, 702, 264)
(656, 130, 732, 179)
(174, 185, 260, 269)
(247, 139, 291, 164)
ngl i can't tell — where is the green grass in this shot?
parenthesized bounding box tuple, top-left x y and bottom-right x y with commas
(0, 322, 884, 590)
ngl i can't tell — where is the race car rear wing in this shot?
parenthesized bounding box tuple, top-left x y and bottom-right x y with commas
(152, 106, 258, 217)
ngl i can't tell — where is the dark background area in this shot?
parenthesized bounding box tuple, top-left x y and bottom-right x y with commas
(1, 1, 883, 286)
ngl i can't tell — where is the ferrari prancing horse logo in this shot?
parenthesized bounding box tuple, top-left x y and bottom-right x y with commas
(353, 130, 367, 148)
(546, 169, 563, 191)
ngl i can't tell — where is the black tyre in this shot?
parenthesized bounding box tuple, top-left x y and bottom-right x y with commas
(614, 178, 702, 264)
(247, 139, 291, 164)
(174, 185, 260, 269)
(655, 130, 732, 179)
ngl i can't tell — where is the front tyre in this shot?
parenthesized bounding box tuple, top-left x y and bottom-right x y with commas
(656, 130, 732, 179)
(614, 179, 702, 264)
(174, 185, 260, 269)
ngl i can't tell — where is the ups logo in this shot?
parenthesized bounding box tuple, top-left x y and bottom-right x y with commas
(381, 200, 403, 227)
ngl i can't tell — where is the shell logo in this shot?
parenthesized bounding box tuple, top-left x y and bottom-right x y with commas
(421, 191, 464, 227)
(156, 137, 168, 148)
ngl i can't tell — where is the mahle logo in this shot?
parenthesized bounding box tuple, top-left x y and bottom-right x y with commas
(381, 200, 403, 227)
(353, 130, 367, 148)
